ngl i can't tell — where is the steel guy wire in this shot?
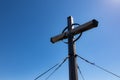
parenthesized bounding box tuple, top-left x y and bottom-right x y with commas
(34, 56, 68, 80)
(34, 63, 59, 80)
(77, 55, 120, 79)
(77, 64, 85, 80)
(45, 57, 68, 80)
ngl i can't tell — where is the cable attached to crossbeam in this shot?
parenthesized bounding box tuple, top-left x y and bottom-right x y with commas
(77, 55, 120, 79)
(77, 64, 85, 80)
(45, 57, 68, 80)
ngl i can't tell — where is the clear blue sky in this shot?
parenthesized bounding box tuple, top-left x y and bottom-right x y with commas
(0, 0, 120, 80)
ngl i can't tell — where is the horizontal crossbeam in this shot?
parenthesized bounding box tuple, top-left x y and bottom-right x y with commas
(51, 19, 98, 43)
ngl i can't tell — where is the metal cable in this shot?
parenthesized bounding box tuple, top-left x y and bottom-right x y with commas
(77, 55, 120, 79)
(77, 65, 85, 80)
(73, 32, 82, 43)
(61, 23, 83, 44)
(34, 63, 59, 80)
(45, 57, 68, 80)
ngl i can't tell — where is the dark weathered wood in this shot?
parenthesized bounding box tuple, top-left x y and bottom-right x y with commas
(51, 19, 98, 43)
(50, 16, 98, 80)
(67, 16, 78, 80)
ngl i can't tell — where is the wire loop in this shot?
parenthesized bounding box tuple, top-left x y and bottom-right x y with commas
(62, 23, 82, 44)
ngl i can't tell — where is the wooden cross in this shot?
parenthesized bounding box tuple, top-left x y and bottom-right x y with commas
(50, 16, 98, 80)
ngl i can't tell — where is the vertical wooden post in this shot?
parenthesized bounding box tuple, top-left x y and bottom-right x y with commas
(67, 16, 78, 80)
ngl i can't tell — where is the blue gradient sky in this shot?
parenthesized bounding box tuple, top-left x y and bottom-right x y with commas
(0, 0, 120, 80)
